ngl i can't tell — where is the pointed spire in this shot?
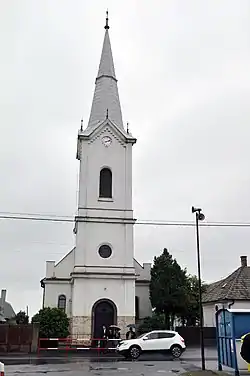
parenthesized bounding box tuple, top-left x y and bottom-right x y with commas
(87, 12, 124, 130)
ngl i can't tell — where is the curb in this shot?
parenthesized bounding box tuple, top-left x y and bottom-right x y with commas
(182, 358, 217, 362)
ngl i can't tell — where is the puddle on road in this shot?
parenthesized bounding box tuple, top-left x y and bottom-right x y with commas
(12, 370, 72, 374)
(89, 367, 129, 371)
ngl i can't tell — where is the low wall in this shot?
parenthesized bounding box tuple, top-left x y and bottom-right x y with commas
(0, 323, 39, 353)
(175, 326, 216, 347)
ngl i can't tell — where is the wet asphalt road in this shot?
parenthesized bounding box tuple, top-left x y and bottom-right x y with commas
(3, 359, 217, 376)
(0, 348, 227, 376)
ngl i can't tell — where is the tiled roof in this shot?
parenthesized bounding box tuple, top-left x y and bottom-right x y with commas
(87, 26, 124, 130)
(0, 290, 16, 319)
(203, 265, 250, 303)
(1, 301, 15, 319)
(0, 313, 6, 322)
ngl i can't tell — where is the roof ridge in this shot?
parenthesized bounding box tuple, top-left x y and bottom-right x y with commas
(55, 247, 75, 267)
(203, 265, 250, 303)
(237, 266, 250, 299)
(203, 266, 243, 302)
(225, 266, 243, 299)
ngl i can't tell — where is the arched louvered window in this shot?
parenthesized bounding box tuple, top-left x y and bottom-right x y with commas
(135, 296, 139, 320)
(99, 168, 112, 198)
(58, 294, 66, 311)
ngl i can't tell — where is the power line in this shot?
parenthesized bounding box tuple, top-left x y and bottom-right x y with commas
(0, 214, 72, 223)
(0, 212, 250, 228)
(0, 211, 72, 220)
(138, 221, 250, 228)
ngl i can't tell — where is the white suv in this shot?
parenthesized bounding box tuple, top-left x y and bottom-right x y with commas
(117, 330, 186, 359)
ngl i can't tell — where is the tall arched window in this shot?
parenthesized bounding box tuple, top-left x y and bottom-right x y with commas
(58, 294, 66, 311)
(99, 168, 112, 198)
(135, 296, 139, 320)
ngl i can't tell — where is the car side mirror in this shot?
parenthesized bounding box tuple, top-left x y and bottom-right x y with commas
(143, 337, 148, 341)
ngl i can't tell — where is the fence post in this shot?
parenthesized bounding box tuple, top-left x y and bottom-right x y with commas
(0, 361, 4, 376)
(31, 323, 40, 353)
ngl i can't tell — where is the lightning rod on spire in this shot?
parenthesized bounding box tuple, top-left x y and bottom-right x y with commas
(126, 122, 129, 134)
(105, 9, 109, 29)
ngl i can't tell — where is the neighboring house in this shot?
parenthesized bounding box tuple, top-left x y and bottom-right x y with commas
(203, 256, 250, 327)
(0, 289, 15, 322)
(134, 260, 152, 320)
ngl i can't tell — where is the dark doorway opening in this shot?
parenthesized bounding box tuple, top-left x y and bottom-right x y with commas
(92, 299, 117, 339)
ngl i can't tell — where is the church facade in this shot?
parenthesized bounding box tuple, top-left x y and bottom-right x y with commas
(41, 15, 152, 339)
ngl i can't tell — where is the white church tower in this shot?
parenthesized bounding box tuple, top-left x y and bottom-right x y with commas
(42, 13, 152, 339)
(72, 12, 136, 337)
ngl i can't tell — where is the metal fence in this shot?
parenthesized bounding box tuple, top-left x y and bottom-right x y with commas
(0, 324, 33, 352)
(175, 326, 216, 346)
(38, 337, 121, 354)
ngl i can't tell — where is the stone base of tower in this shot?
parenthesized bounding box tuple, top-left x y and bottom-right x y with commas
(117, 316, 135, 336)
(70, 315, 135, 344)
(70, 316, 92, 344)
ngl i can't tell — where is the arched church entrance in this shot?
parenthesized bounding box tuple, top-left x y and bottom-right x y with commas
(92, 299, 117, 339)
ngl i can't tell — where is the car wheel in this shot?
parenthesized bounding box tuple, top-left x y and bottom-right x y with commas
(129, 345, 141, 359)
(170, 345, 182, 358)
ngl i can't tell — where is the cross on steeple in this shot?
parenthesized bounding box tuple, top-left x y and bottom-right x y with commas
(126, 122, 129, 134)
(105, 10, 109, 30)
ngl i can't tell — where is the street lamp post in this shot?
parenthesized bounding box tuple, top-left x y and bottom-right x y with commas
(192, 206, 206, 371)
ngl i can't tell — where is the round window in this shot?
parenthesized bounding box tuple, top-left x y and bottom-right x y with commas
(98, 245, 112, 259)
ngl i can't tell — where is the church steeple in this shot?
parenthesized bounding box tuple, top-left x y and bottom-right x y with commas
(87, 12, 124, 130)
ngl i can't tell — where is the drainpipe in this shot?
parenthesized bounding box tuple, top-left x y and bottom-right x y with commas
(40, 279, 45, 309)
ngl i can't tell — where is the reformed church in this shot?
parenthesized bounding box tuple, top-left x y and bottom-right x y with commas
(41, 14, 152, 338)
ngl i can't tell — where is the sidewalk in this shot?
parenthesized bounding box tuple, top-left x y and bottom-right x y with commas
(182, 347, 217, 361)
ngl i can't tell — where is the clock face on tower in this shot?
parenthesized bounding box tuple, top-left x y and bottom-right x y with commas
(102, 136, 112, 147)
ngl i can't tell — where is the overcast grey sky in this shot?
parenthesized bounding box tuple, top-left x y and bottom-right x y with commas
(0, 0, 250, 317)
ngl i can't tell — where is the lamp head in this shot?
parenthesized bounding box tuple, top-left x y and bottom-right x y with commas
(191, 206, 205, 221)
(198, 212, 205, 221)
(192, 206, 202, 213)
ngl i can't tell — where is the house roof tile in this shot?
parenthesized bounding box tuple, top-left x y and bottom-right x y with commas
(203, 258, 250, 303)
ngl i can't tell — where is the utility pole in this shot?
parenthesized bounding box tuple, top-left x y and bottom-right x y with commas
(192, 206, 206, 371)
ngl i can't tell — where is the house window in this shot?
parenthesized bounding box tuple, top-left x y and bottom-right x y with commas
(99, 168, 112, 198)
(58, 294, 66, 311)
(135, 296, 139, 320)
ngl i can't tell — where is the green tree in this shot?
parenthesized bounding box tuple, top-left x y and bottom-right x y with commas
(150, 248, 188, 329)
(137, 313, 165, 334)
(15, 310, 29, 324)
(180, 275, 208, 326)
(32, 307, 69, 338)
